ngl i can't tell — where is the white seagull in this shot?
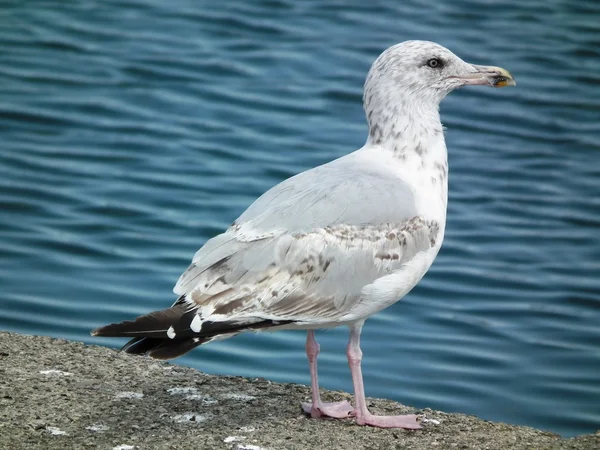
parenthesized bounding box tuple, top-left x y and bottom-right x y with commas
(93, 40, 515, 429)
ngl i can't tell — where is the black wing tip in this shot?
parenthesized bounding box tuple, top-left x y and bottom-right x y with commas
(91, 305, 297, 361)
(89, 305, 190, 339)
(90, 325, 112, 337)
(118, 336, 206, 360)
(90, 321, 138, 338)
(90, 326, 108, 337)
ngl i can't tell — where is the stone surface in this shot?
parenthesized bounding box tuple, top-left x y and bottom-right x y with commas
(0, 331, 598, 450)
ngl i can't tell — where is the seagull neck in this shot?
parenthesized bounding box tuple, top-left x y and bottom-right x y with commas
(363, 96, 448, 216)
(364, 95, 445, 161)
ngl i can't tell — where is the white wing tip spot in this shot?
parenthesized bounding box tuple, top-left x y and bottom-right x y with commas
(167, 326, 176, 339)
(190, 314, 202, 333)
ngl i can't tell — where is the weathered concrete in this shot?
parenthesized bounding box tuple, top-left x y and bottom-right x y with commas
(0, 331, 598, 450)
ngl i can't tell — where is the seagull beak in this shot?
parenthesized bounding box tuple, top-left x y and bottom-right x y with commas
(451, 64, 516, 88)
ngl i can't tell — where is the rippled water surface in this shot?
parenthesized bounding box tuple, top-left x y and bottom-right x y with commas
(2, 0, 599, 437)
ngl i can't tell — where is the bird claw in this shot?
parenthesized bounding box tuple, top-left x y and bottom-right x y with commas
(301, 400, 355, 419)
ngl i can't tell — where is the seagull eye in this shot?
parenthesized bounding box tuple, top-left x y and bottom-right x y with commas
(427, 58, 442, 69)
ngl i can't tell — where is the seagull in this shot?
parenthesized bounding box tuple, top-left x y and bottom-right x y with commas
(92, 40, 515, 429)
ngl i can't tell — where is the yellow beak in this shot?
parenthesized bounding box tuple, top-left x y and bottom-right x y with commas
(452, 64, 516, 88)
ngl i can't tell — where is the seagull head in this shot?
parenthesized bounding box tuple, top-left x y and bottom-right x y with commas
(365, 40, 515, 107)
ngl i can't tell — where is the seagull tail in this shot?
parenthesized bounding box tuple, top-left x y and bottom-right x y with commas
(120, 335, 208, 360)
(91, 301, 293, 360)
(90, 303, 206, 359)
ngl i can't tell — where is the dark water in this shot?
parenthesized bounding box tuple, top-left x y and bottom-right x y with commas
(2, 0, 599, 438)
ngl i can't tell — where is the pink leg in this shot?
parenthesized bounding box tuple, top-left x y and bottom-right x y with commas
(301, 330, 354, 419)
(347, 322, 421, 429)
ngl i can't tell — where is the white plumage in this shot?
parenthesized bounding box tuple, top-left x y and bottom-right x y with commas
(93, 40, 514, 429)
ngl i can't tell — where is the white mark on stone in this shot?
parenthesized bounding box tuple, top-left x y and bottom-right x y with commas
(40, 370, 72, 376)
(171, 413, 209, 423)
(167, 387, 198, 395)
(112, 445, 135, 450)
(46, 426, 67, 435)
(239, 426, 255, 433)
(224, 436, 244, 443)
(115, 391, 144, 399)
(167, 326, 176, 339)
(221, 393, 256, 401)
(422, 416, 441, 425)
(167, 387, 217, 404)
(190, 314, 202, 332)
(187, 394, 218, 404)
(86, 424, 109, 432)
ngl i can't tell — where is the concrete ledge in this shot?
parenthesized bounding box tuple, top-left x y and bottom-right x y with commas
(0, 331, 598, 450)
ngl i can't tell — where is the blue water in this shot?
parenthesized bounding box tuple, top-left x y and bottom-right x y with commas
(1, 0, 599, 438)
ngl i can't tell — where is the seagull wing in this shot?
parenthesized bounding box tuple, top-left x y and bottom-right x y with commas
(173, 154, 438, 326)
